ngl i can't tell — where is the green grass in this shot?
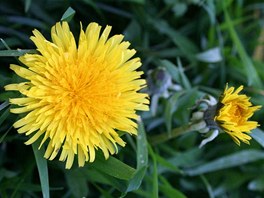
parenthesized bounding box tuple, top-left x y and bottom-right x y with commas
(1, 0, 264, 197)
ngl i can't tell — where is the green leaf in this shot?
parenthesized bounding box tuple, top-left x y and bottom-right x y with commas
(120, 0, 145, 4)
(0, 38, 21, 50)
(84, 169, 127, 192)
(0, 101, 9, 111)
(185, 150, 264, 176)
(160, 60, 181, 84)
(123, 20, 141, 42)
(201, 0, 216, 25)
(164, 91, 185, 134)
(152, 19, 198, 62)
(32, 139, 50, 198)
(91, 154, 136, 181)
(0, 167, 17, 179)
(95, 4, 132, 18)
(200, 175, 215, 198)
(61, 7, 76, 22)
(177, 58, 191, 89)
(251, 128, 264, 148)
(6, 16, 47, 29)
(0, 107, 10, 127)
(93, 183, 114, 198)
(172, 2, 187, 17)
(24, 0, 32, 12)
(0, 38, 11, 50)
(248, 176, 264, 191)
(125, 119, 148, 193)
(160, 59, 191, 90)
(222, 1, 262, 88)
(136, 119, 148, 169)
(0, 49, 36, 57)
(65, 169, 89, 197)
(156, 154, 182, 174)
(159, 148, 202, 174)
(174, 88, 199, 123)
(0, 126, 12, 143)
(148, 144, 158, 198)
(125, 166, 147, 194)
(159, 175, 187, 198)
(159, 184, 187, 198)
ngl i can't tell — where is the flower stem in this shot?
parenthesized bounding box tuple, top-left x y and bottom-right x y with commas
(149, 124, 194, 145)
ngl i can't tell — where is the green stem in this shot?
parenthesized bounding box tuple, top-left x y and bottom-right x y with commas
(149, 124, 193, 145)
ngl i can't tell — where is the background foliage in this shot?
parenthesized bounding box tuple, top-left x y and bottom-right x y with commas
(1, 0, 264, 197)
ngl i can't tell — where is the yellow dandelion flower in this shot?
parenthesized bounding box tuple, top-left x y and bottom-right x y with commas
(215, 85, 261, 145)
(5, 22, 149, 169)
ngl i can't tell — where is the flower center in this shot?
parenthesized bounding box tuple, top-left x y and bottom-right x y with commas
(228, 102, 244, 124)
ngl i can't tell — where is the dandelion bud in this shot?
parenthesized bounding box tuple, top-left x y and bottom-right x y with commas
(190, 85, 261, 147)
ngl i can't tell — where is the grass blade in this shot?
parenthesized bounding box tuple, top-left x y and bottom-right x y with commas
(222, 1, 262, 88)
(125, 118, 148, 193)
(91, 154, 136, 181)
(0, 107, 10, 127)
(0, 101, 9, 111)
(0, 49, 36, 56)
(32, 140, 50, 198)
(148, 144, 158, 198)
(200, 175, 215, 198)
(61, 7, 76, 22)
(25, 0, 32, 12)
(185, 150, 264, 176)
(251, 128, 264, 148)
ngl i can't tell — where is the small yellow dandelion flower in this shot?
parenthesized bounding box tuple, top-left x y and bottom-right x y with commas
(215, 85, 261, 145)
(5, 22, 149, 169)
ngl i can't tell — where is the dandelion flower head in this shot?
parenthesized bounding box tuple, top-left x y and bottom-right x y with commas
(215, 85, 261, 145)
(5, 21, 149, 169)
